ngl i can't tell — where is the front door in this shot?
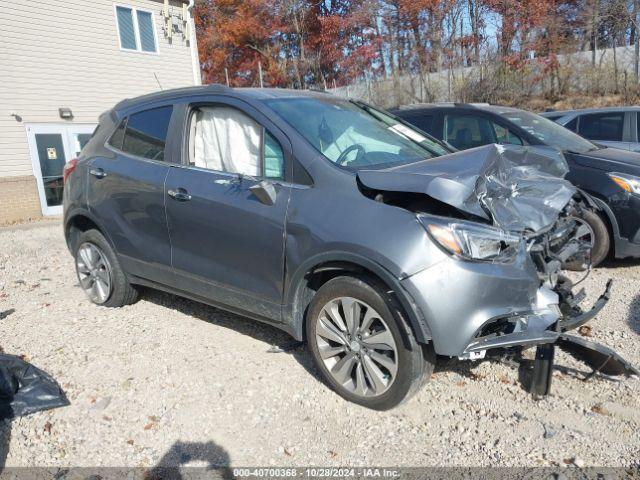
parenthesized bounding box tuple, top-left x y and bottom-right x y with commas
(165, 100, 291, 322)
(26, 124, 95, 216)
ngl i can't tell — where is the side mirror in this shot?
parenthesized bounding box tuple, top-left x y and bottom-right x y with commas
(249, 180, 277, 206)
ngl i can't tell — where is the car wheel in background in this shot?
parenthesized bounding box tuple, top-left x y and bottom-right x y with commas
(306, 275, 435, 410)
(74, 229, 139, 307)
(565, 210, 610, 270)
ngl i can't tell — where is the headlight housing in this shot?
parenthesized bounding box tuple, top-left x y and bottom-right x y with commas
(421, 216, 522, 263)
(608, 172, 640, 195)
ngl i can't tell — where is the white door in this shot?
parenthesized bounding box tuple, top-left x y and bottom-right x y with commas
(26, 124, 95, 216)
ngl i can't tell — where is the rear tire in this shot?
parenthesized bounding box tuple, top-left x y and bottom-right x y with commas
(74, 229, 139, 307)
(306, 275, 434, 410)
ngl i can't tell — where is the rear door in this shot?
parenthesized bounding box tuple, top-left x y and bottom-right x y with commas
(165, 97, 292, 321)
(88, 104, 176, 284)
(575, 111, 630, 150)
(630, 111, 640, 152)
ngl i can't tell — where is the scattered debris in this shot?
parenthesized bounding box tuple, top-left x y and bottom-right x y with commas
(591, 404, 610, 416)
(266, 341, 305, 353)
(578, 325, 593, 337)
(0, 309, 15, 320)
(543, 424, 557, 439)
(557, 335, 640, 378)
(91, 396, 111, 410)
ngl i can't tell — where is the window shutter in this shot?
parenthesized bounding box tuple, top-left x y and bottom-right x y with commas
(116, 7, 137, 50)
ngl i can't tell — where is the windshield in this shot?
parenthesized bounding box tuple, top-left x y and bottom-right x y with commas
(501, 109, 598, 153)
(264, 97, 447, 169)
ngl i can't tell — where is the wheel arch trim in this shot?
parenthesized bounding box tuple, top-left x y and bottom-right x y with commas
(64, 208, 116, 253)
(285, 251, 433, 344)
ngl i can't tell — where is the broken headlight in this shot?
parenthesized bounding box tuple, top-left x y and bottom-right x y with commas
(423, 217, 521, 263)
(608, 172, 640, 195)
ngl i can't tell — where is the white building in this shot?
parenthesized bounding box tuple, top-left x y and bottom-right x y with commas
(0, 0, 201, 222)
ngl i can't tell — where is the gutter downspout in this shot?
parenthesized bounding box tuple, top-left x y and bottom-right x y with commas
(187, 0, 201, 86)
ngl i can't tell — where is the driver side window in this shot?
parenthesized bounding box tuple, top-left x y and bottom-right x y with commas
(188, 106, 284, 180)
(444, 114, 494, 150)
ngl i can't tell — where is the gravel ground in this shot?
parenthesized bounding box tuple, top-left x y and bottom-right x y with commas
(0, 220, 639, 468)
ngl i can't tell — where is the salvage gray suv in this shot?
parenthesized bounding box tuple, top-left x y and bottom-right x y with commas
(63, 86, 617, 409)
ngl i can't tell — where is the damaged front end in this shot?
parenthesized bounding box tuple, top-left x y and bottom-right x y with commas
(358, 144, 638, 392)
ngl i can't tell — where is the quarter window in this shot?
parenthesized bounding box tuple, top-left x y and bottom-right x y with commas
(115, 6, 158, 53)
(118, 106, 173, 161)
(189, 106, 285, 179)
(578, 112, 624, 141)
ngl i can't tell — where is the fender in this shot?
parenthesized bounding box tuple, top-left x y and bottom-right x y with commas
(63, 207, 116, 253)
(589, 196, 620, 239)
(284, 251, 433, 344)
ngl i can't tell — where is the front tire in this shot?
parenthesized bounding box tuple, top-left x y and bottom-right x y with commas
(74, 229, 138, 307)
(306, 275, 434, 410)
(565, 210, 610, 270)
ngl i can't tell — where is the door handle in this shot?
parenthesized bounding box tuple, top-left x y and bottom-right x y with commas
(167, 188, 192, 201)
(89, 168, 107, 179)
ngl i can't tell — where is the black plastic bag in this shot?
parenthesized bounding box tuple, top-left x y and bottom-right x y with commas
(0, 354, 69, 420)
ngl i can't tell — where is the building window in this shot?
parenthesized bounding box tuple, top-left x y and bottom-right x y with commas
(115, 5, 158, 53)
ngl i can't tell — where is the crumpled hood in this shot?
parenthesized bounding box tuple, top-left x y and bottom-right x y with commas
(357, 144, 577, 233)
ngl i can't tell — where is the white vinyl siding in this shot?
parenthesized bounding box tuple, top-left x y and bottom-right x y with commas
(0, 0, 200, 178)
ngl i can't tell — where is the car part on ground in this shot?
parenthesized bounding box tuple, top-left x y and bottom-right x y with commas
(526, 333, 640, 399)
(0, 354, 69, 420)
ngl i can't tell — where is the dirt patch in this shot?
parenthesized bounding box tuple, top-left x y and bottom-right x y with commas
(0, 224, 638, 467)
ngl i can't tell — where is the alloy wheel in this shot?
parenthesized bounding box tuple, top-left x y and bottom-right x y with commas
(76, 242, 112, 304)
(314, 297, 398, 397)
(568, 216, 596, 264)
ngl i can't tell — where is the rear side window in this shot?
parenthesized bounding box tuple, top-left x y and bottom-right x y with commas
(578, 112, 624, 141)
(121, 106, 173, 161)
